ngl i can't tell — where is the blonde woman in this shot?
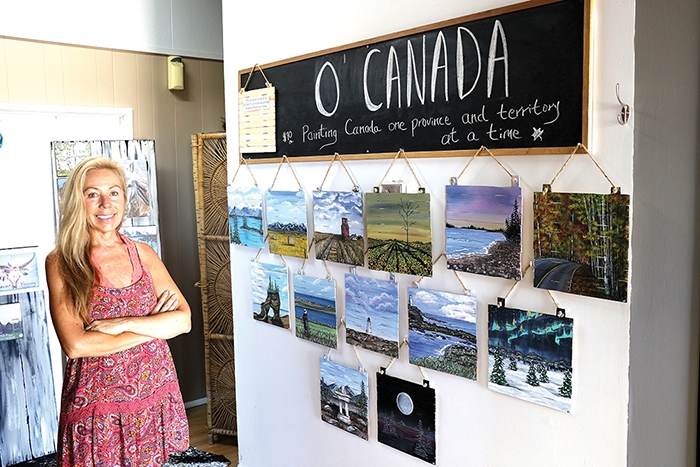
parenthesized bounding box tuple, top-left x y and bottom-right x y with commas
(46, 156, 191, 466)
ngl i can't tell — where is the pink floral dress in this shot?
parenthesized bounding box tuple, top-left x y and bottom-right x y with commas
(57, 237, 189, 466)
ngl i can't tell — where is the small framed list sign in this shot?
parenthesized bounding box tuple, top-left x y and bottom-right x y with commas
(238, 77, 276, 154)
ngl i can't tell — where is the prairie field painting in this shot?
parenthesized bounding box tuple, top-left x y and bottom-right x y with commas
(377, 372, 436, 464)
(228, 186, 265, 248)
(488, 304, 574, 412)
(319, 357, 369, 440)
(445, 184, 522, 280)
(365, 192, 432, 277)
(344, 274, 399, 357)
(533, 189, 630, 302)
(251, 261, 290, 329)
(294, 274, 338, 348)
(266, 190, 308, 259)
(312, 191, 364, 266)
(408, 287, 477, 380)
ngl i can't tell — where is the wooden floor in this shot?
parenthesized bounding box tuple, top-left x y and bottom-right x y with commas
(186, 404, 238, 465)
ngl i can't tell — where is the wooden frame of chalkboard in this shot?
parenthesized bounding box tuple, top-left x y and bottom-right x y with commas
(239, 0, 590, 163)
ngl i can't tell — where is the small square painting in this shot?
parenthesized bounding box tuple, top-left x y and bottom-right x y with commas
(228, 186, 265, 248)
(319, 357, 368, 440)
(294, 274, 337, 348)
(251, 261, 290, 329)
(312, 190, 364, 266)
(266, 190, 309, 259)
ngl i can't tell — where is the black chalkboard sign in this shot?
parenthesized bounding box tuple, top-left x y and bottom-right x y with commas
(239, 0, 589, 161)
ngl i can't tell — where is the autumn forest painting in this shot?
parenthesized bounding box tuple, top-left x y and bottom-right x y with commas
(533, 189, 629, 302)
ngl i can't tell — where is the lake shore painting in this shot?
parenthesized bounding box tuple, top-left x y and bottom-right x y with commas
(312, 190, 364, 266)
(488, 304, 574, 412)
(320, 357, 369, 440)
(251, 261, 290, 329)
(408, 287, 477, 380)
(266, 190, 309, 258)
(445, 184, 522, 280)
(365, 192, 432, 277)
(294, 274, 337, 348)
(228, 186, 265, 248)
(345, 274, 399, 357)
(533, 189, 629, 302)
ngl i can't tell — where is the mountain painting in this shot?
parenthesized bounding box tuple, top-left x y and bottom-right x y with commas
(408, 287, 477, 380)
(319, 357, 369, 440)
(533, 188, 630, 302)
(345, 274, 399, 357)
(365, 192, 432, 277)
(294, 274, 338, 348)
(251, 261, 290, 329)
(228, 186, 265, 248)
(377, 372, 436, 464)
(312, 190, 364, 266)
(445, 183, 522, 280)
(266, 190, 309, 258)
(488, 304, 574, 412)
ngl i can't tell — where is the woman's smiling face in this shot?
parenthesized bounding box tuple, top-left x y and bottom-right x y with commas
(82, 168, 126, 235)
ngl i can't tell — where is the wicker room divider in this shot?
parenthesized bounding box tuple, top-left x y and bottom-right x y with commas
(191, 132, 237, 443)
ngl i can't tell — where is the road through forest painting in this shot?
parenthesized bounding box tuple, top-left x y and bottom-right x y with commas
(533, 188, 629, 302)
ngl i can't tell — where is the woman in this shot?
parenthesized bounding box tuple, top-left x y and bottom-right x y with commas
(46, 156, 191, 466)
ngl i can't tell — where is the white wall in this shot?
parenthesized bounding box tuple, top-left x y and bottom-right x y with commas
(223, 1, 636, 466)
(0, 0, 223, 59)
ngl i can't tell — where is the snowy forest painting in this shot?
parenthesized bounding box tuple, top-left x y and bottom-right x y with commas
(228, 186, 265, 248)
(266, 190, 309, 259)
(294, 274, 337, 348)
(445, 184, 522, 280)
(377, 372, 436, 464)
(251, 261, 290, 329)
(345, 274, 399, 357)
(319, 358, 368, 440)
(533, 189, 629, 302)
(312, 190, 364, 266)
(408, 287, 477, 380)
(488, 304, 574, 412)
(365, 192, 432, 277)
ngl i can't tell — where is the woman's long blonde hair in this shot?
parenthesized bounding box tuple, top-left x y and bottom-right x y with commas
(54, 156, 127, 324)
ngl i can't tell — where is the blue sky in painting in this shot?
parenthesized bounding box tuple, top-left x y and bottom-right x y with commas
(319, 357, 368, 394)
(293, 274, 336, 303)
(408, 286, 477, 324)
(266, 190, 308, 226)
(312, 190, 364, 236)
(445, 184, 522, 230)
(251, 261, 289, 315)
(228, 186, 262, 214)
(345, 274, 398, 342)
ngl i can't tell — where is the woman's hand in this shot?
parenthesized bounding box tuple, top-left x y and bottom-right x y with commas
(150, 290, 180, 315)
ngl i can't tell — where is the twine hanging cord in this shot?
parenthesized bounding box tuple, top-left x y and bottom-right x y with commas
(549, 143, 617, 190)
(318, 153, 360, 191)
(456, 145, 514, 181)
(230, 157, 259, 187)
(240, 63, 272, 92)
(379, 149, 423, 189)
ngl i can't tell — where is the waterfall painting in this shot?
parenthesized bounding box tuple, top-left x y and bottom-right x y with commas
(251, 261, 289, 329)
(377, 371, 436, 464)
(533, 188, 629, 302)
(344, 274, 399, 357)
(488, 303, 574, 412)
(312, 190, 364, 266)
(228, 186, 265, 248)
(319, 357, 368, 440)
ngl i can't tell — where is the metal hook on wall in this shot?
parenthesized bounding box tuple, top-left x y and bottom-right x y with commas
(616, 83, 630, 125)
